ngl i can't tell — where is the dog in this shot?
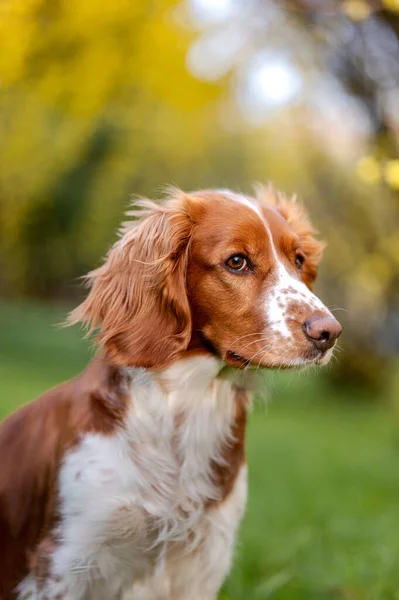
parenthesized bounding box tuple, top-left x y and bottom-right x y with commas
(0, 185, 341, 600)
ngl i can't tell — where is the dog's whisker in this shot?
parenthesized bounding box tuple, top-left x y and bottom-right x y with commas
(329, 306, 348, 314)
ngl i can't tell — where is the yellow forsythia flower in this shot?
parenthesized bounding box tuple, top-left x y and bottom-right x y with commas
(383, 0, 399, 12)
(384, 160, 399, 190)
(356, 156, 381, 184)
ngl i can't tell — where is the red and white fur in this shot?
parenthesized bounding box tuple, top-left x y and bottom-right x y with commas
(0, 185, 341, 600)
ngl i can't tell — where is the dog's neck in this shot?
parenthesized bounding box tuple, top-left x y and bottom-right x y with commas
(142, 350, 263, 393)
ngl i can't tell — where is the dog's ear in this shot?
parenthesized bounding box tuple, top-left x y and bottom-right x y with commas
(69, 190, 193, 369)
(255, 184, 325, 287)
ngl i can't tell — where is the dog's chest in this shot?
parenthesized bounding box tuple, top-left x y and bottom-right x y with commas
(19, 360, 248, 599)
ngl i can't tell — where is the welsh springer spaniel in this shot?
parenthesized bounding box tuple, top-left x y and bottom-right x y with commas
(0, 186, 341, 600)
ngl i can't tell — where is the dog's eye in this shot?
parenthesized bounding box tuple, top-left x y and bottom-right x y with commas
(295, 253, 305, 270)
(225, 254, 249, 272)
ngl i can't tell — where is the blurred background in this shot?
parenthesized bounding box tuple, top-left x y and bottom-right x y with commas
(0, 0, 399, 598)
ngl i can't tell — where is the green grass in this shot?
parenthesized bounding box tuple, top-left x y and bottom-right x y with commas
(1, 300, 398, 600)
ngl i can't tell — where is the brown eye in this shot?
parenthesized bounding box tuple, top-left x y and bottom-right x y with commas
(295, 253, 305, 270)
(225, 254, 249, 272)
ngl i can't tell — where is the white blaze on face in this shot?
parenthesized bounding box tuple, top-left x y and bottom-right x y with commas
(217, 189, 264, 219)
(262, 221, 330, 340)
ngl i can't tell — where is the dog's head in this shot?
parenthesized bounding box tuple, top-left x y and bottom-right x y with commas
(70, 186, 341, 370)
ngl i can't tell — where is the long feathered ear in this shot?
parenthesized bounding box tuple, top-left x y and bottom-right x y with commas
(255, 183, 325, 286)
(69, 189, 193, 369)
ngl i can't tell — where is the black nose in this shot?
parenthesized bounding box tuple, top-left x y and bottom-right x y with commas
(303, 315, 342, 351)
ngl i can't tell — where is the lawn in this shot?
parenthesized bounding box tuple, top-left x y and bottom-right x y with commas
(0, 300, 398, 600)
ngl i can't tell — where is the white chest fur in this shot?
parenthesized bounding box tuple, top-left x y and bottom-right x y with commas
(17, 356, 248, 600)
